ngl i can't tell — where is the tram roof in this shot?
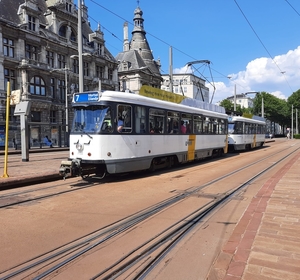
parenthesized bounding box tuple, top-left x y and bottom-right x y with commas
(228, 115, 266, 125)
(72, 90, 228, 118)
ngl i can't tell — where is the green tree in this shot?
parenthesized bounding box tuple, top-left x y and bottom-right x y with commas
(287, 89, 300, 133)
(253, 92, 290, 128)
(219, 99, 243, 114)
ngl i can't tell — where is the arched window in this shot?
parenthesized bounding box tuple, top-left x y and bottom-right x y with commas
(59, 25, 76, 42)
(59, 25, 67, 37)
(29, 76, 46, 95)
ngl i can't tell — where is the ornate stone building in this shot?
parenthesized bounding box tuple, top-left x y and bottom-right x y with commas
(0, 0, 118, 147)
(116, 5, 162, 93)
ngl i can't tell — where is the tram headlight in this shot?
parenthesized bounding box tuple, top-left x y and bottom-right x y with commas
(76, 142, 84, 152)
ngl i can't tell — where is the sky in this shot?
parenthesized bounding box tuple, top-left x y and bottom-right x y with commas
(84, 0, 300, 104)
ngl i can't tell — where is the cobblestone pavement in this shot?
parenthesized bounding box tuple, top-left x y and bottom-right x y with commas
(0, 147, 68, 188)
(1, 141, 299, 280)
(207, 148, 300, 280)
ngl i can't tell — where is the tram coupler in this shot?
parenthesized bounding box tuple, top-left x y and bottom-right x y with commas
(59, 159, 81, 180)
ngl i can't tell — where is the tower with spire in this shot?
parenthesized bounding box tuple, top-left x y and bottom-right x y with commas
(116, 4, 162, 93)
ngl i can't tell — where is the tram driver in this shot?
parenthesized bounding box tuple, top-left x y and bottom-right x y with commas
(117, 116, 124, 132)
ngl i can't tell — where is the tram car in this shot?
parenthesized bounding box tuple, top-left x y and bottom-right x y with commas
(59, 86, 229, 179)
(227, 115, 266, 151)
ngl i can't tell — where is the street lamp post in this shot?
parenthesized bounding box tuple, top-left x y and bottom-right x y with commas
(50, 67, 69, 146)
(78, 0, 83, 92)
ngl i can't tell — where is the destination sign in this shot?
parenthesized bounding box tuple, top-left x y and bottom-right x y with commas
(74, 92, 99, 102)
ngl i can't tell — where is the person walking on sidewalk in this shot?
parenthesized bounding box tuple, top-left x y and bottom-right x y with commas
(43, 136, 53, 147)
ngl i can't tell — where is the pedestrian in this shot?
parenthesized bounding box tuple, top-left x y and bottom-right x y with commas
(43, 135, 53, 147)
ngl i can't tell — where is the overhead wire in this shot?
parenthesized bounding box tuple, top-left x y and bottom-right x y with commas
(87, 0, 199, 63)
(86, 0, 297, 99)
(284, 0, 300, 17)
(233, 0, 294, 93)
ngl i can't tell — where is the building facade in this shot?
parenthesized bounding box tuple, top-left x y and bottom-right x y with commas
(115, 6, 162, 93)
(226, 94, 254, 109)
(0, 0, 118, 147)
(161, 73, 210, 103)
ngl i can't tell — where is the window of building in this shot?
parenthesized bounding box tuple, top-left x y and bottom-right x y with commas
(3, 38, 14, 57)
(97, 44, 103, 55)
(50, 110, 57, 123)
(96, 66, 104, 79)
(29, 76, 46, 95)
(83, 62, 89, 76)
(70, 32, 76, 42)
(65, 2, 72, 12)
(25, 43, 38, 60)
(46, 51, 54, 67)
(59, 25, 67, 37)
(73, 59, 79, 74)
(4, 68, 16, 91)
(28, 15, 36, 31)
(58, 54, 66, 69)
(31, 111, 41, 122)
(58, 79, 66, 101)
(108, 69, 113, 80)
(50, 78, 55, 98)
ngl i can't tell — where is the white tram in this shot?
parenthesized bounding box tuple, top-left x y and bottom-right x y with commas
(227, 115, 266, 151)
(59, 88, 229, 179)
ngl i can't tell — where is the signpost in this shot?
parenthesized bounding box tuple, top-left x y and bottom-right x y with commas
(14, 101, 31, 161)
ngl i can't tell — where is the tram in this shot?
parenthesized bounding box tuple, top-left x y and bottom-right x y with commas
(59, 87, 229, 179)
(227, 115, 266, 151)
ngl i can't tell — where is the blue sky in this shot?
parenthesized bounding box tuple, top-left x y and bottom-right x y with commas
(85, 0, 300, 103)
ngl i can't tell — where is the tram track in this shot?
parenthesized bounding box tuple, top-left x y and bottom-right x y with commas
(1, 143, 299, 279)
(0, 143, 293, 209)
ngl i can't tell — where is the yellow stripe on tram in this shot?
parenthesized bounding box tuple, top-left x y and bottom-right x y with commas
(187, 134, 196, 161)
(224, 134, 228, 154)
(253, 134, 257, 148)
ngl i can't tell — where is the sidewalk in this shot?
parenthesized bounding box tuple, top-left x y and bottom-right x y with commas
(0, 147, 69, 189)
(207, 149, 300, 280)
(1, 142, 299, 280)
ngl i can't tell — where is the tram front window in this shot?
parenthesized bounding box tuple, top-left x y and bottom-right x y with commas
(228, 123, 235, 134)
(228, 122, 243, 134)
(71, 106, 112, 134)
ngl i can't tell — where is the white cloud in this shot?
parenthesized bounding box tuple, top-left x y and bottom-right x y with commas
(173, 65, 193, 74)
(210, 46, 300, 103)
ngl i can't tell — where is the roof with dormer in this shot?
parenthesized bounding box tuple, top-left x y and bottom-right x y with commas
(116, 5, 161, 77)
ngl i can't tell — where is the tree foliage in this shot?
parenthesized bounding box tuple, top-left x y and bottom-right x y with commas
(219, 90, 300, 132)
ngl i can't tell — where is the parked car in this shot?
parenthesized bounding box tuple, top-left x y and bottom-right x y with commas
(265, 133, 273, 139)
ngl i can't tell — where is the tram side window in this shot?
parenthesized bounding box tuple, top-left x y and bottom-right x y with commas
(149, 108, 165, 133)
(181, 113, 192, 134)
(135, 106, 146, 133)
(204, 117, 211, 133)
(219, 119, 227, 134)
(212, 118, 218, 134)
(167, 111, 180, 134)
(235, 122, 243, 134)
(117, 104, 132, 133)
(257, 125, 262, 134)
(244, 122, 249, 134)
(99, 107, 113, 133)
(193, 115, 203, 134)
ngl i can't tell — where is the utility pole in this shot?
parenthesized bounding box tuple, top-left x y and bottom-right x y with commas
(78, 0, 83, 92)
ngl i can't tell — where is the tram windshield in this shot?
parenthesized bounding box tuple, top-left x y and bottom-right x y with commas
(228, 122, 243, 134)
(71, 105, 113, 134)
